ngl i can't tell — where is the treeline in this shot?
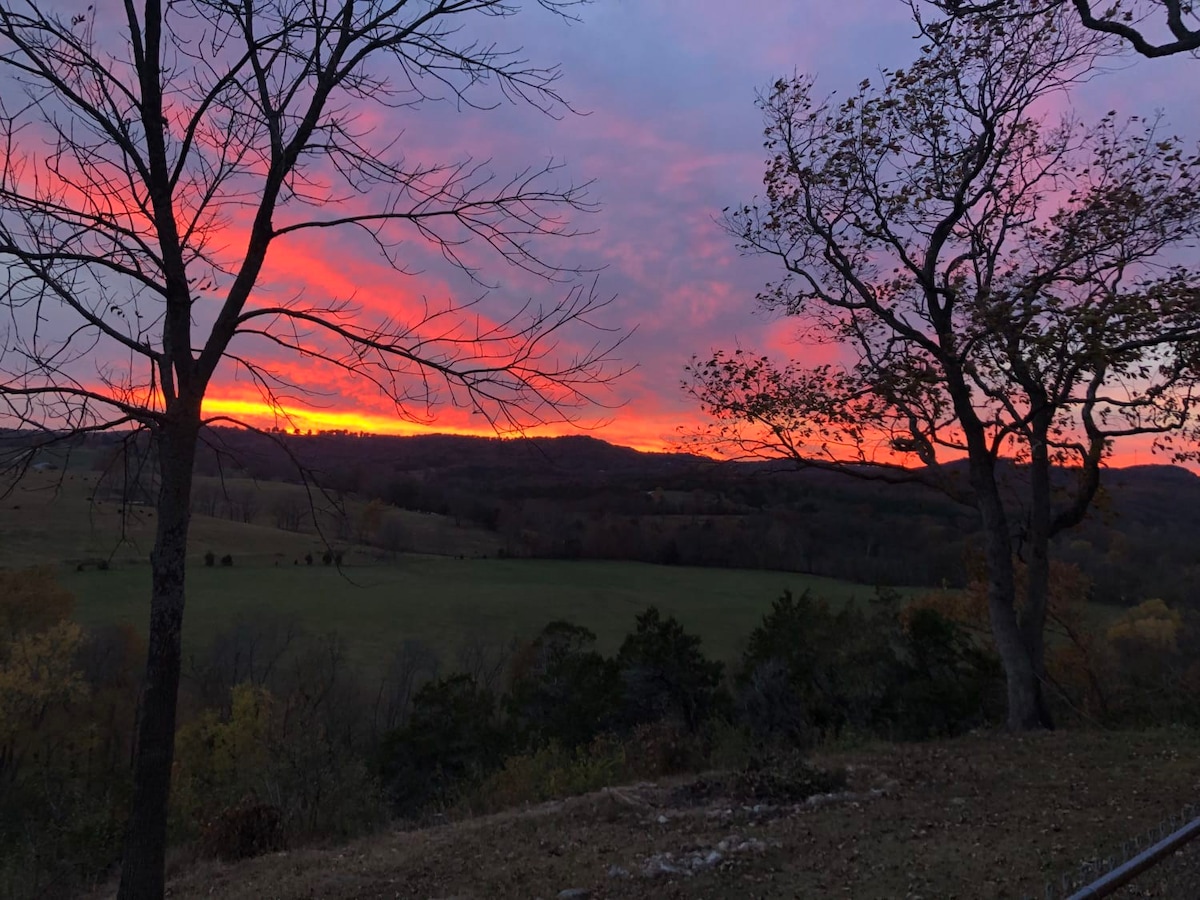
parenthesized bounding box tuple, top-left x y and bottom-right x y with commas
(6, 565, 1200, 897)
(62, 428, 1200, 603)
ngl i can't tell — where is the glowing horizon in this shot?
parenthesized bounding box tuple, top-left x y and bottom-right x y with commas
(197, 391, 1193, 472)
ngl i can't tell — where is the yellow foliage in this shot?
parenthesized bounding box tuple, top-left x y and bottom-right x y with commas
(0, 568, 84, 742)
(1106, 599, 1182, 653)
(173, 683, 274, 823)
(0, 619, 86, 739)
(907, 558, 1113, 716)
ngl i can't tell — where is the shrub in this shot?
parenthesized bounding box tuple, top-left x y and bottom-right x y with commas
(199, 802, 284, 861)
(739, 590, 896, 740)
(890, 605, 1003, 738)
(737, 590, 1001, 744)
(377, 674, 506, 815)
(507, 621, 621, 750)
(203, 550, 215, 568)
(470, 735, 632, 812)
(1104, 600, 1200, 724)
(615, 607, 725, 733)
(735, 656, 813, 751)
(730, 750, 847, 802)
(622, 719, 705, 777)
(220, 554, 233, 567)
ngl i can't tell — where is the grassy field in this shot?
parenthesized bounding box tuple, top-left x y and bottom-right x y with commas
(62, 556, 869, 672)
(2, 469, 878, 671)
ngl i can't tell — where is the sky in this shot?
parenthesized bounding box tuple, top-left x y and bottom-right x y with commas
(10, 0, 1200, 462)
(211, 1, 929, 451)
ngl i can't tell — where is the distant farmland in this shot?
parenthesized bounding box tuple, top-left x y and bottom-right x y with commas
(2, 468, 877, 671)
(62, 556, 870, 673)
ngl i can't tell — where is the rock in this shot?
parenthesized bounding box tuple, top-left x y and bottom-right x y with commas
(557, 890, 591, 899)
(606, 865, 631, 879)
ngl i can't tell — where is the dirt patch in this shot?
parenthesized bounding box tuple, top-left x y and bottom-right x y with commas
(155, 728, 1200, 899)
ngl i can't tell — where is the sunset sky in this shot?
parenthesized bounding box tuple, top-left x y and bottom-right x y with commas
(52, 2, 1200, 460)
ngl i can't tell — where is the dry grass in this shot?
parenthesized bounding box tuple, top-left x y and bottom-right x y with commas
(120, 727, 1200, 900)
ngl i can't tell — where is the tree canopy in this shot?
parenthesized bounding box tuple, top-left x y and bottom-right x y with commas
(0, 1, 618, 895)
(930, 0, 1200, 57)
(688, 4, 1200, 729)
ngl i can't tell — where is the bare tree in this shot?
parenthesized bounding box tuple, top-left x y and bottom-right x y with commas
(687, 5, 1200, 731)
(930, 0, 1200, 57)
(271, 492, 309, 532)
(371, 638, 440, 736)
(0, 1, 621, 895)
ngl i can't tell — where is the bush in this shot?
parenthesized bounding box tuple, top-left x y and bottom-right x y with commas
(622, 719, 706, 777)
(199, 802, 284, 861)
(739, 590, 896, 740)
(737, 590, 1001, 744)
(220, 554, 233, 567)
(891, 606, 1003, 738)
(730, 750, 847, 802)
(1104, 600, 1200, 724)
(616, 607, 725, 733)
(204, 550, 215, 568)
(0, 570, 131, 897)
(507, 621, 621, 750)
(470, 735, 632, 812)
(377, 674, 506, 815)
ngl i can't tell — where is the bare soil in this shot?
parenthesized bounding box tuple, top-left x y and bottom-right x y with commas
(159, 728, 1200, 900)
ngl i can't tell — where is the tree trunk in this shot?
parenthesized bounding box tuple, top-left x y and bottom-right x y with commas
(972, 460, 1047, 731)
(118, 417, 198, 900)
(1020, 420, 1055, 729)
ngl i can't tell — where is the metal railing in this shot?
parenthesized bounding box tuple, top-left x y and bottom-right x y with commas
(1030, 805, 1200, 899)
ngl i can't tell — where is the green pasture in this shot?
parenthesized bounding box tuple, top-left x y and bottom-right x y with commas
(61, 557, 870, 673)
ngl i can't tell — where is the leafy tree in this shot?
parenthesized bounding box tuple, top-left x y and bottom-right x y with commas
(616, 607, 724, 733)
(739, 590, 898, 740)
(0, 1, 619, 894)
(739, 590, 1001, 742)
(377, 674, 505, 813)
(687, 5, 1200, 730)
(929, 0, 1200, 57)
(507, 620, 621, 749)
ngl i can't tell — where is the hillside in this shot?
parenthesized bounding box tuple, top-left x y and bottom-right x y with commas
(146, 728, 1200, 900)
(10, 427, 1200, 604)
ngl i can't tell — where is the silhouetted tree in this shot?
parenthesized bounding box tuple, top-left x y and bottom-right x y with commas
(688, 5, 1200, 729)
(928, 0, 1200, 57)
(0, 1, 620, 895)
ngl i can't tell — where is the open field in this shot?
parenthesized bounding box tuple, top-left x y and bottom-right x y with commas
(0, 469, 499, 568)
(6, 469, 1130, 675)
(62, 557, 867, 672)
(2, 468, 880, 670)
(142, 727, 1200, 899)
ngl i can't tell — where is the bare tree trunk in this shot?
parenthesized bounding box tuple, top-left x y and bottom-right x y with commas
(118, 416, 198, 900)
(972, 460, 1048, 731)
(1021, 419, 1055, 728)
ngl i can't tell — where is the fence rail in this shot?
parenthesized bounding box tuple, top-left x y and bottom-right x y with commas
(1030, 804, 1200, 900)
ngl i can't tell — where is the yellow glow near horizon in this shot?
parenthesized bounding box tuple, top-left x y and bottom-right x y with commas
(201, 396, 497, 438)
(199, 394, 678, 452)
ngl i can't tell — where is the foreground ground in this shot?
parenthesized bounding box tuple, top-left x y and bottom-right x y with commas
(153, 729, 1200, 899)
